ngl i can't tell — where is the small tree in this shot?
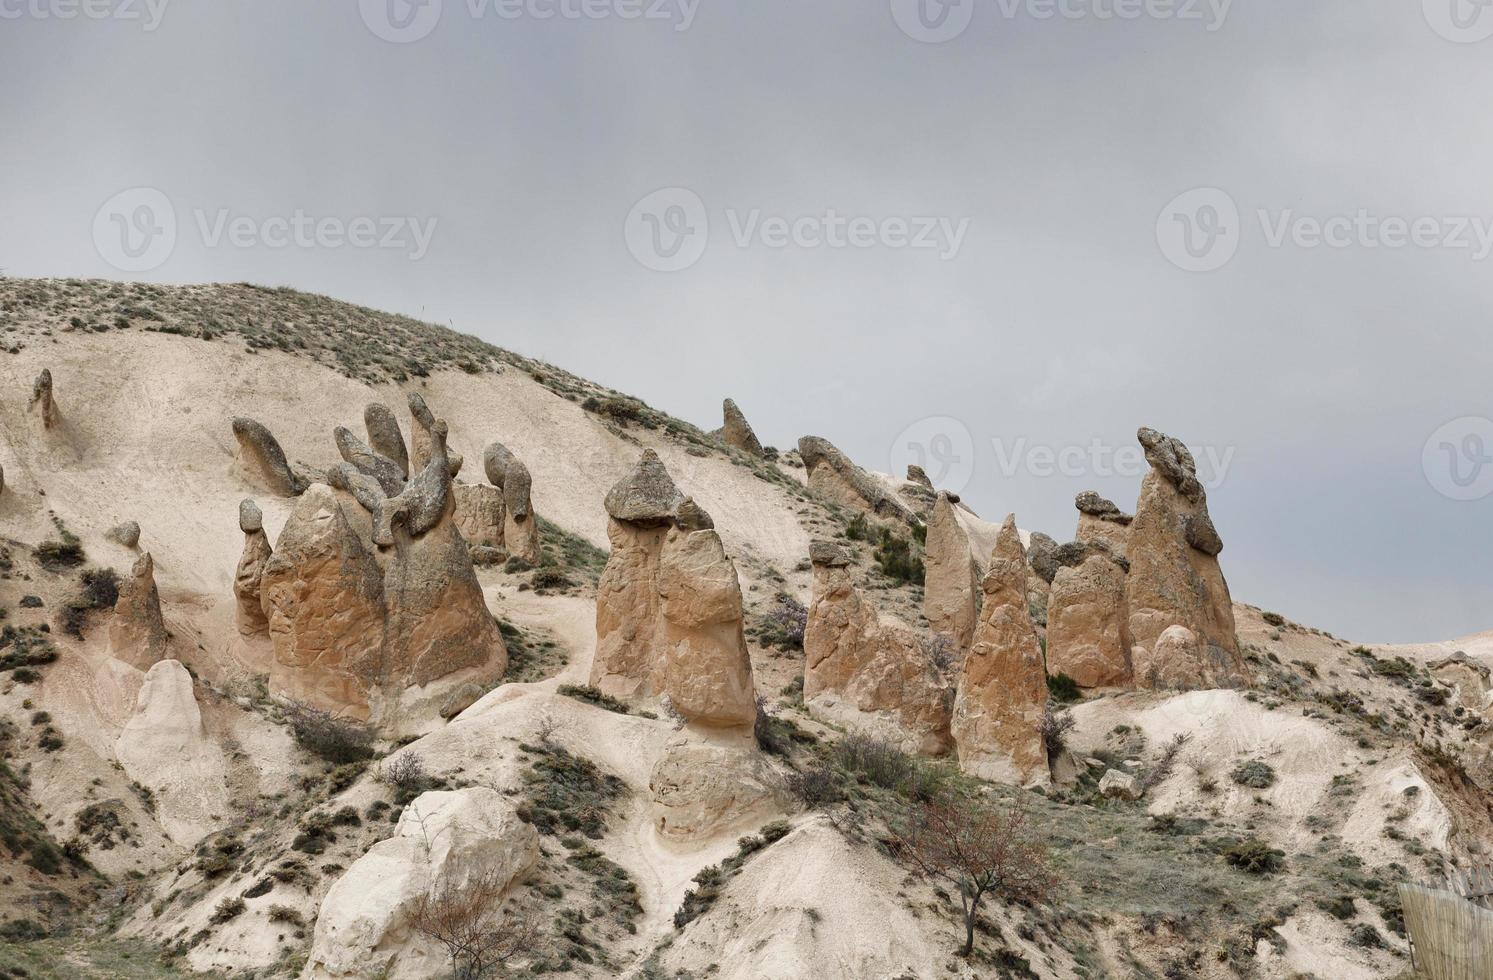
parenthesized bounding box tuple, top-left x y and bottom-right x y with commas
(895, 799, 1058, 957)
(408, 861, 536, 979)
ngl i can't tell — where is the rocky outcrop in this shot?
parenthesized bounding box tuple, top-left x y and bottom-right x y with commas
(451, 482, 505, 551)
(715, 398, 765, 457)
(231, 417, 307, 496)
(1099, 768, 1142, 801)
(1026, 532, 1060, 585)
(106, 521, 141, 548)
(906, 464, 933, 489)
(1130, 624, 1246, 691)
(1125, 428, 1243, 691)
(805, 542, 952, 755)
(406, 393, 437, 472)
(950, 516, 1048, 786)
(364, 403, 409, 479)
(234, 499, 272, 637)
(1074, 491, 1132, 559)
(797, 436, 914, 523)
(592, 453, 756, 729)
(109, 552, 168, 670)
(483, 442, 516, 488)
(113, 660, 228, 847)
(649, 741, 783, 841)
(29, 369, 57, 429)
(922, 492, 981, 652)
(305, 788, 538, 980)
(500, 458, 539, 564)
(1046, 553, 1132, 689)
(335, 426, 406, 496)
(655, 505, 757, 728)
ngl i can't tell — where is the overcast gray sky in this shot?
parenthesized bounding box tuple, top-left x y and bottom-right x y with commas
(3, 0, 1491, 643)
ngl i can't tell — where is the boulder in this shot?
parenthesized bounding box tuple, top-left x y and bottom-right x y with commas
(716, 398, 765, 457)
(113, 660, 228, 846)
(500, 458, 540, 564)
(451, 482, 505, 551)
(655, 514, 757, 729)
(234, 499, 273, 637)
(906, 464, 933, 489)
(1125, 428, 1243, 689)
(1045, 553, 1132, 689)
(950, 516, 1049, 786)
(805, 542, 953, 756)
(1026, 532, 1061, 585)
(109, 552, 168, 670)
(29, 369, 57, 429)
(231, 416, 307, 496)
(305, 788, 538, 980)
(1098, 768, 1142, 801)
(364, 403, 410, 479)
(603, 449, 683, 524)
(1132, 624, 1246, 692)
(922, 492, 981, 652)
(482, 442, 515, 489)
(106, 521, 141, 548)
(649, 741, 782, 841)
(797, 435, 914, 523)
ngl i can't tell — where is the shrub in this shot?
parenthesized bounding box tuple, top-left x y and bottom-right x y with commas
(784, 764, 844, 809)
(1230, 760, 1277, 789)
(873, 529, 924, 586)
(1347, 923, 1385, 949)
(1221, 838, 1284, 875)
(210, 897, 246, 924)
(379, 753, 429, 805)
(530, 567, 573, 591)
(833, 733, 944, 801)
(284, 703, 376, 764)
(267, 905, 305, 928)
(1047, 672, 1082, 703)
(35, 538, 84, 572)
(558, 684, 630, 715)
(516, 743, 625, 839)
(1039, 708, 1076, 757)
(759, 594, 808, 651)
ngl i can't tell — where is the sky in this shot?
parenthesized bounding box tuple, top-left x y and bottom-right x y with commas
(2, 0, 1491, 643)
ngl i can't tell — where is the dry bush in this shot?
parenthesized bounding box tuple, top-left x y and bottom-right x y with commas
(409, 861, 537, 979)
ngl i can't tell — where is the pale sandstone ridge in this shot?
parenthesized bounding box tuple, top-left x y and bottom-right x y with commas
(305, 787, 539, 980)
(109, 552, 168, 670)
(1125, 427, 1245, 691)
(112, 660, 228, 846)
(950, 515, 1049, 786)
(1046, 551, 1133, 689)
(715, 397, 765, 457)
(797, 435, 914, 523)
(592, 451, 757, 729)
(258, 400, 506, 728)
(922, 492, 980, 651)
(231, 416, 308, 496)
(1074, 490, 1133, 559)
(805, 542, 952, 755)
(29, 368, 57, 429)
(234, 499, 272, 637)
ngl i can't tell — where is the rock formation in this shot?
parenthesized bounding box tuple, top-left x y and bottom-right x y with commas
(798, 435, 914, 523)
(950, 516, 1049, 786)
(113, 660, 228, 847)
(592, 452, 756, 729)
(922, 493, 981, 651)
(364, 402, 409, 479)
(1131, 624, 1246, 691)
(483, 442, 516, 488)
(1045, 552, 1132, 689)
(29, 369, 56, 429)
(805, 542, 952, 755)
(109, 552, 168, 670)
(106, 521, 141, 548)
(231, 416, 307, 496)
(649, 741, 782, 841)
(501, 457, 539, 564)
(906, 464, 933, 489)
(234, 499, 272, 637)
(305, 787, 538, 980)
(260, 401, 506, 726)
(1125, 428, 1244, 691)
(334, 426, 405, 496)
(1026, 532, 1060, 585)
(1074, 490, 1133, 559)
(405, 393, 462, 478)
(451, 482, 505, 551)
(715, 398, 765, 457)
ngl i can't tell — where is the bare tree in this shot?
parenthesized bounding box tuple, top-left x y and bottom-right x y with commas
(895, 799, 1059, 958)
(408, 861, 536, 979)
